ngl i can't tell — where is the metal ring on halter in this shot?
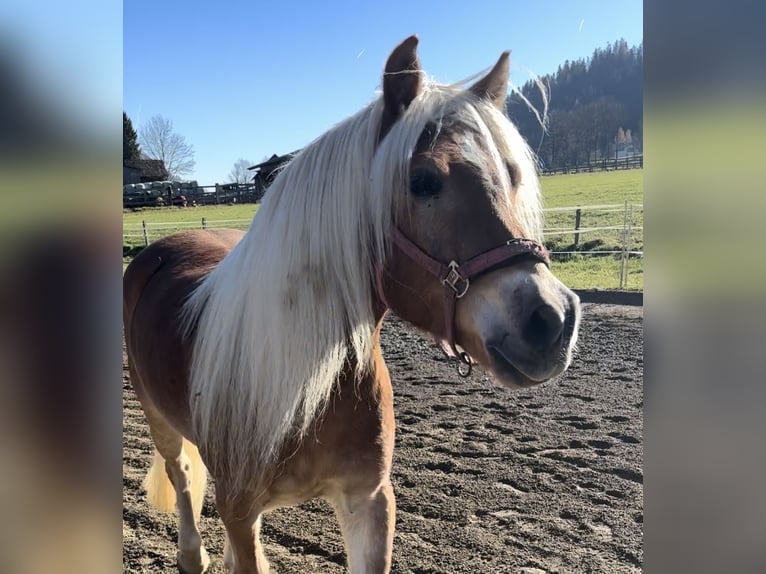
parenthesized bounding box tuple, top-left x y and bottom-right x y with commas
(457, 351, 472, 377)
(391, 226, 548, 381)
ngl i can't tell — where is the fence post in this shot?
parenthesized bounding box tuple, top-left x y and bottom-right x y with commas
(201, 217, 207, 229)
(573, 207, 582, 247)
(142, 220, 149, 246)
(623, 203, 634, 289)
(619, 201, 629, 289)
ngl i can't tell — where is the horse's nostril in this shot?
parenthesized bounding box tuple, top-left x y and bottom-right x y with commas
(524, 304, 564, 350)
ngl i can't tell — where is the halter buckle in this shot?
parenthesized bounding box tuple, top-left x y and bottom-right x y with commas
(442, 261, 469, 298)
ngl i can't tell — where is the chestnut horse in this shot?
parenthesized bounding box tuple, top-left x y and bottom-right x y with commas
(123, 36, 580, 574)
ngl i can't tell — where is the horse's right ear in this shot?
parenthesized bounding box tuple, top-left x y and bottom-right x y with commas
(379, 35, 423, 141)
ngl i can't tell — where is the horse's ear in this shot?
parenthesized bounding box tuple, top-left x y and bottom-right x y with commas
(469, 51, 510, 110)
(380, 35, 423, 141)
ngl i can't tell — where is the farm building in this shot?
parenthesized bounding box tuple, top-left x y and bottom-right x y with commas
(248, 151, 299, 198)
(123, 159, 169, 185)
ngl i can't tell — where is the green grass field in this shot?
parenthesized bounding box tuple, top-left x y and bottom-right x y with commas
(538, 170, 643, 290)
(123, 204, 258, 226)
(540, 170, 643, 208)
(124, 169, 643, 290)
(123, 204, 258, 253)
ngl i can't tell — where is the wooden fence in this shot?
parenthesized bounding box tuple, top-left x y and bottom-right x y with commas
(123, 183, 266, 209)
(541, 202, 643, 289)
(541, 155, 643, 176)
(181, 183, 266, 206)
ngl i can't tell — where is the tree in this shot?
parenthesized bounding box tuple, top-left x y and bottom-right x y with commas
(139, 115, 196, 180)
(506, 38, 642, 170)
(228, 158, 253, 184)
(123, 111, 141, 160)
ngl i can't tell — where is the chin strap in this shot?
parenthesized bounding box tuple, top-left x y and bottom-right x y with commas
(376, 227, 550, 378)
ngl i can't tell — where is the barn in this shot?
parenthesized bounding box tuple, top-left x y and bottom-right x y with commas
(247, 151, 299, 199)
(123, 159, 169, 185)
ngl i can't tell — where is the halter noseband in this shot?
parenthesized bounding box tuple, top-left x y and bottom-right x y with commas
(376, 227, 550, 377)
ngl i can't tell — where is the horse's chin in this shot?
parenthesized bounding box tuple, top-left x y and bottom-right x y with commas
(485, 346, 555, 389)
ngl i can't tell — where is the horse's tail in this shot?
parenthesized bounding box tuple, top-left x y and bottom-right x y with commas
(142, 439, 207, 517)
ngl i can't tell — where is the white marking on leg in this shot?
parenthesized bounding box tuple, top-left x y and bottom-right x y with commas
(335, 481, 395, 574)
(167, 451, 209, 573)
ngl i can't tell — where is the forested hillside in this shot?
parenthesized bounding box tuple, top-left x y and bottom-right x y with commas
(506, 39, 642, 170)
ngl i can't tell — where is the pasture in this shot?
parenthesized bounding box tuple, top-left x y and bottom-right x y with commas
(123, 204, 258, 226)
(541, 170, 642, 208)
(541, 170, 643, 290)
(123, 169, 643, 289)
(123, 303, 643, 572)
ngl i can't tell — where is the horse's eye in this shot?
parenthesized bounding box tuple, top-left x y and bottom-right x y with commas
(410, 171, 442, 198)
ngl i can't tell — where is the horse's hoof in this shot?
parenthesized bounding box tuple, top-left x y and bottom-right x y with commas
(177, 546, 210, 574)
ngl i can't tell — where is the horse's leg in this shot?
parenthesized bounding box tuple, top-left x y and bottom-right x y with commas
(138, 394, 209, 574)
(162, 440, 209, 574)
(216, 493, 269, 573)
(332, 479, 396, 574)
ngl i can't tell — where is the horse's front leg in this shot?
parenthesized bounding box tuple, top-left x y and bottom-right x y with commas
(332, 478, 396, 574)
(215, 485, 270, 574)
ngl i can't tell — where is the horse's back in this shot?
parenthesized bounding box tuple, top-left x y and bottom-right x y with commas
(123, 228, 244, 436)
(123, 228, 243, 316)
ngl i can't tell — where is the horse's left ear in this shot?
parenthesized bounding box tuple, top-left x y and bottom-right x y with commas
(469, 51, 510, 110)
(380, 35, 423, 140)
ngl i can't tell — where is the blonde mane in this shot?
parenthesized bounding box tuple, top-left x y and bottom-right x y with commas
(182, 79, 543, 490)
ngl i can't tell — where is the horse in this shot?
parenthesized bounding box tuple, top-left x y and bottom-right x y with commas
(123, 35, 581, 574)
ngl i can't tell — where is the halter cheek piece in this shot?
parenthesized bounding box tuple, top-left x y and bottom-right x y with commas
(376, 228, 550, 377)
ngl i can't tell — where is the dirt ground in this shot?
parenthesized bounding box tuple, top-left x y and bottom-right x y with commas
(123, 303, 643, 573)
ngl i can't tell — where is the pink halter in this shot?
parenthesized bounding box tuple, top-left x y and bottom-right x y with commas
(376, 227, 550, 376)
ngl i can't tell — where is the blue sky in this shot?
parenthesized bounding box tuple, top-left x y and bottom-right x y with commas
(124, 1, 642, 184)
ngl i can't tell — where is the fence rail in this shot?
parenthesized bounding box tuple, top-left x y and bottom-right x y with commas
(123, 183, 266, 208)
(124, 202, 643, 290)
(540, 155, 643, 176)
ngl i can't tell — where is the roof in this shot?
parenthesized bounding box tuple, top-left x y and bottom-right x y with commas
(247, 150, 300, 174)
(123, 159, 169, 181)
